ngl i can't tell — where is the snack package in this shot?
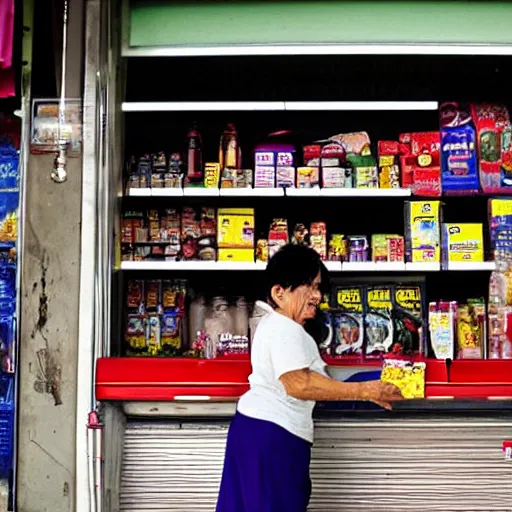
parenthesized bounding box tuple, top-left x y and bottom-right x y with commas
(393, 286, 423, 355)
(378, 141, 401, 189)
(151, 152, 167, 188)
(428, 301, 457, 359)
(364, 286, 394, 355)
(330, 286, 364, 356)
(291, 223, 309, 245)
(255, 140, 296, 188)
(256, 239, 269, 262)
(297, 166, 320, 188)
(145, 280, 161, 311)
(161, 209, 181, 260)
(221, 168, 252, 188)
(456, 299, 485, 359)
(310, 222, 327, 260)
(405, 201, 442, 263)
(217, 208, 255, 261)
(489, 198, 512, 258)
(381, 359, 426, 399)
(181, 207, 201, 260)
(125, 314, 147, 351)
(407, 132, 442, 196)
(127, 280, 144, 310)
(439, 102, 479, 195)
(471, 103, 512, 194)
(204, 162, 220, 188)
(371, 234, 405, 263)
(348, 235, 369, 262)
(442, 223, 484, 264)
(268, 218, 289, 258)
(322, 167, 351, 188)
(328, 234, 347, 261)
(161, 312, 182, 351)
(166, 153, 184, 188)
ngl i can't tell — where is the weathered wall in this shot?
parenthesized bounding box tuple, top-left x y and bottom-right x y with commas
(16, 0, 84, 509)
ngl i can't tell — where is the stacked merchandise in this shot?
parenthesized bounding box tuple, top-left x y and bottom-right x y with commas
(121, 200, 487, 267)
(124, 279, 251, 358)
(0, 0, 15, 99)
(124, 102, 512, 196)
(0, 132, 18, 480)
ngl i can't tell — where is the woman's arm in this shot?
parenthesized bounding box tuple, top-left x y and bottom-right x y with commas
(280, 369, 403, 410)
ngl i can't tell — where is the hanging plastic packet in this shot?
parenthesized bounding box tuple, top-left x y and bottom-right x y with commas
(364, 286, 394, 355)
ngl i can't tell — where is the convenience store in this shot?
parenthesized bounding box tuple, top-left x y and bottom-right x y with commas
(81, 2, 512, 511)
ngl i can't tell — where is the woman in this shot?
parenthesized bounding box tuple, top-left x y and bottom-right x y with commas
(216, 244, 403, 512)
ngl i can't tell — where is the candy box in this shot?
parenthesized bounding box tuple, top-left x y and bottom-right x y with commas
(310, 222, 327, 260)
(378, 141, 401, 189)
(348, 235, 369, 262)
(393, 286, 423, 355)
(328, 234, 347, 261)
(217, 208, 255, 261)
(322, 167, 350, 188)
(204, 162, 220, 188)
(439, 102, 479, 195)
(471, 103, 512, 194)
(268, 218, 289, 258)
(297, 167, 319, 188)
(221, 168, 252, 188)
(381, 359, 426, 399)
(364, 286, 394, 355)
(489, 198, 512, 257)
(330, 286, 364, 356)
(371, 234, 404, 263)
(442, 223, 484, 264)
(404, 201, 442, 263)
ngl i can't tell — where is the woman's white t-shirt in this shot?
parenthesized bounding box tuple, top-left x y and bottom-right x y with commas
(237, 304, 327, 443)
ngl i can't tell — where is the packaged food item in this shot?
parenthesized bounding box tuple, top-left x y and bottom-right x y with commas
(255, 134, 296, 188)
(328, 234, 347, 261)
(489, 198, 512, 258)
(256, 239, 269, 262)
(185, 123, 203, 186)
(393, 286, 423, 355)
(407, 132, 442, 196)
(442, 223, 484, 264)
(145, 280, 161, 311)
(125, 314, 147, 350)
(204, 162, 220, 188)
(217, 208, 255, 261)
(151, 152, 167, 188)
(371, 234, 404, 263)
(161, 209, 181, 260)
(291, 223, 309, 245)
(297, 166, 319, 188)
(254, 151, 276, 188)
(456, 299, 485, 359)
(471, 103, 512, 194)
(364, 286, 394, 355)
(381, 359, 426, 399)
(329, 132, 371, 155)
(161, 312, 182, 350)
(166, 153, 184, 188)
(146, 314, 162, 356)
(405, 201, 441, 263)
(322, 167, 350, 188)
(221, 168, 252, 188)
(330, 286, 364, 356)
(439, 102, 479, 195)
(219, 123, 242, 172)
(309, 222, 327, 260)
(181, 207, 201, 260)
(268, 218, 289, 258)
(348, 235, 369, 262)
(428, 301, 457, 359)
(127, 280, 144, 309)
(378, 141, 401, 189)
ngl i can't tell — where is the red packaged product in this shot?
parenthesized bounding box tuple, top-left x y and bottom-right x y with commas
(303, 144, 322, 162)
(378, 141, 400, 156)
(471, 103, 512, 194)
(409, 132, 442, 197)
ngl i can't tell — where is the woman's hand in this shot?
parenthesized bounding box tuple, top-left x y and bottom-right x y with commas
(361, 380, 404, 410)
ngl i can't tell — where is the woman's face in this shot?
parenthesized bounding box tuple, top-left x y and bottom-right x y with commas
(271, 272, 322, 325)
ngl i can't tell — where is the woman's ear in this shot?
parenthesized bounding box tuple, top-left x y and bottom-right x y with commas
(270, 285, 286, 309)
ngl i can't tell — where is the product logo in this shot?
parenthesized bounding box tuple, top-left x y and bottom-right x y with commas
(421, 204, 432, 213)
(337, 289, 363, 312)
(448, 226, 461, 234)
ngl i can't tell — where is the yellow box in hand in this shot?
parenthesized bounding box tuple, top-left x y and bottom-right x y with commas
(381, 359, 426, 399)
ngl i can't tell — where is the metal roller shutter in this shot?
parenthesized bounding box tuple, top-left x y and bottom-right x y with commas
(120, 417, 512, 511)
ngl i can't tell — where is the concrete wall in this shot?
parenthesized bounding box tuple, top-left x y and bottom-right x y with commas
(16, 0, 84, 509)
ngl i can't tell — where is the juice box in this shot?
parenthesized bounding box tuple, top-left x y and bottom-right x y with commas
(405, 201, 442, 263)
(442, 223, 484, 263)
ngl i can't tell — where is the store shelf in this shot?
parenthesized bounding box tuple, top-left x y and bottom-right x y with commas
(120, 260, 266, 271)
(319, 188, 411, 197)
(122, 101, 438, 112)
(405, 262, 441, 272)
(127, 188, 152, 197)
(285, 188, 321, 197)
(342, 262, 406, 272)
(446, 261, 495, 271)
(123, 44, 512, 58)
(152, 188, 184, 197)
(183, 188, 219, 197)
(219, 188, 285, 197)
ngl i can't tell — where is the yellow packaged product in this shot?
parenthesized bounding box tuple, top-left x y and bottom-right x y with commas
(443, 223, 484, 262)
(381, 359, 426, 399)
(217, 208, 255, 261)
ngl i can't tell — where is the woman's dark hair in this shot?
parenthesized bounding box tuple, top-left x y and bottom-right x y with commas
(264, 244, 330, 306)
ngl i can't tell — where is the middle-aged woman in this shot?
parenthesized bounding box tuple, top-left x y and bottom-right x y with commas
(216, 243, 404, 512)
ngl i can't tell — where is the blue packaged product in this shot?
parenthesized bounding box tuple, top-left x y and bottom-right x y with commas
(440, 124, 479, 195)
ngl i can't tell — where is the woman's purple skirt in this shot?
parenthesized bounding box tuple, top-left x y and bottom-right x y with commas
(216, 412, 312, 512)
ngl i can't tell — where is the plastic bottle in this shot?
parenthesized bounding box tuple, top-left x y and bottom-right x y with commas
(219, 123, 241, 170)
(185, 123, 203, 185)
